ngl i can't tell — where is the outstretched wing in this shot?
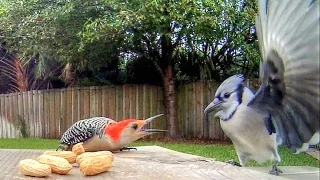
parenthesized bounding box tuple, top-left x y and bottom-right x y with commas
(60, 117, 116, 145)
(248, 0, 319, 153)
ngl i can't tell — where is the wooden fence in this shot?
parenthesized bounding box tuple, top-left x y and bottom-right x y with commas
(0, 80, 259, 140)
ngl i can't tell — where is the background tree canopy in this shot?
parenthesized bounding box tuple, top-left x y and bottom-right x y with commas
(0, 0, 261, 138)
(0, 0, 259, 87)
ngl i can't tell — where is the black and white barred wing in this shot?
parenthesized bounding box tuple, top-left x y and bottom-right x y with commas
(60, 117, 116, 145)
(249, 0, 319, 153)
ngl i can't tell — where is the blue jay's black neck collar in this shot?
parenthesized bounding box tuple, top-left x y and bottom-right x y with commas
(237, 83, 244, 104)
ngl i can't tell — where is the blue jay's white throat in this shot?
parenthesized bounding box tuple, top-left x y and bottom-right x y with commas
(204, 75, 254, 121)
(205, 99, 240, 121)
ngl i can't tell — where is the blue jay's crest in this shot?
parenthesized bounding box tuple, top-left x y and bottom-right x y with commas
(219, 74, 245, 87)
(216, 74, 245, 95)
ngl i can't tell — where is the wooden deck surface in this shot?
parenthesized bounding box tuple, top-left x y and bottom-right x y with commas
(0, 146, 318, 180)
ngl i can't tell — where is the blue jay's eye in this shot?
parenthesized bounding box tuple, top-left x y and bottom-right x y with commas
(224, 93, 230, 98)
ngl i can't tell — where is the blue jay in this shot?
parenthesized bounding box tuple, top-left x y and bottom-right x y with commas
(204, 0, 319, 176)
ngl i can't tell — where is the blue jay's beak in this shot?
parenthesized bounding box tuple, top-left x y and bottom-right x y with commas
(204, 98, 222, 115)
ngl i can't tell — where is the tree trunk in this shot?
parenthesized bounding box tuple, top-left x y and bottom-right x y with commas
(162, 63, 180, 138)
(151, 33, 180, 139)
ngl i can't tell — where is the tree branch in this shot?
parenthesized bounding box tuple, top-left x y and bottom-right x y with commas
(172, 31, 183, 49)
(152, 59, 165, 80)
(142, 35, 165, 79)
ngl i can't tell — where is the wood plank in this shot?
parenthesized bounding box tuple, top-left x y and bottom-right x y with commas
(11, 93, 19, 138)
(10, 93, 15, 138)
(4, 94, 10, 138)
(65, 88, 73, 129)
(27, 91, 34, 138)
(18, 92, 24, 138)
(157, 85, 165, 138)
(0, 95, 6, 138)
(49, 90, 55, 138)
(176, 85, 181, 137)
(202, 81, 210, 139)
(83, 87, 90, 119)
(43, 90, 50, 138)
(54, 89, 61, 138)
(137, 85, 144, 119)
(189, 83, 194, 138)
(186, 83, 192, 138)
(195, 81, 203, 138)
(32, 90, 38, 138)
(177, 84, 184, 137)
(78, 87, 85, 120)
(6, 94, 11, 138)
(149, 86, 156, 127)
(214, 83, 222, 140)
(101, 86, 108, 117)
(6, 94, 13, 138)
(76, 87, 81, 120)
(130, 85, 137, 119)
(208, 81, 215, 139)
(123, 85, 130, 119)
(116, 85, 123, 121)
(96, 86, 102, 116)
(193, 83, 197, 138)
(107, 86, 116, 119)
(5, 94, 10, 138)
(22, 92, 29, 138)
(0, 95, 3, 138)
(33, 91, 39, 138)
(183, 83, 189, 138)
(143, 85, 150, 120)
(60, 89, 67, 135)
(211, 81, 220, 140)
(4, 94, 9, 138)
(90, 86, 96, 117)
(150, 85, 159, 139)
(38, 90, 44, 138)
(71, 87, 79, 124)
(205, 82, 211, 139)
(143, 85, 152, 140)
(191, 82, 196, 138)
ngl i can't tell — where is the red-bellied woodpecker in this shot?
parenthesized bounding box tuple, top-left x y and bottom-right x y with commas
(56, 114, 165, 152)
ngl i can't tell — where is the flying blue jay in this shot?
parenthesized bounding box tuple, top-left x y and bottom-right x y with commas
(204, 0, 319, 176)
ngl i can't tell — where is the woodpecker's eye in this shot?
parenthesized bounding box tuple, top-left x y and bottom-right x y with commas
(224, 93, 230, 98)
(131, 123, 138, 130)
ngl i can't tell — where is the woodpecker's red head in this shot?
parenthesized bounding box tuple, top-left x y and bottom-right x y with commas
(105, 114, 165, 144)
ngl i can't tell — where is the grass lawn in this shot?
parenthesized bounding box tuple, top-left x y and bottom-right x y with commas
(0, 138, 319, 168)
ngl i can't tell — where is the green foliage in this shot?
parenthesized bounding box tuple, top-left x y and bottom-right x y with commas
(0, 0, 261, 85)
(79, 0, 261, 82)
(0, 0, 122, 85)
(17, 116, 28, 138)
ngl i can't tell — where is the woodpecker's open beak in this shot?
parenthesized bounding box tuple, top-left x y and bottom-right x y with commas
(204, 98, 222, 115)
(139, 114, 167, 134)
